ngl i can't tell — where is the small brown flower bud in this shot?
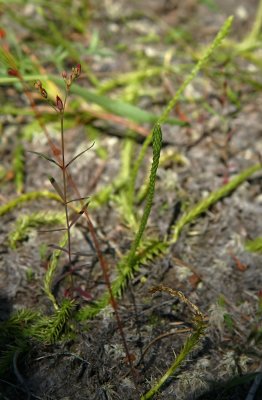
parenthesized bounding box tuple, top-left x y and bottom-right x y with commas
(0, 28, 6, 39)
(8, 68, 19, 77)
(76, 63, 81, 76)
(41, 88, 48, 98)
(56, 95, 64, 112)
(61, 71, 67, 79)
(66, 76, 72, 88)
(34, 80, 42, 89)
(71, 64, 81, 80)
(34, 81, 48, 98)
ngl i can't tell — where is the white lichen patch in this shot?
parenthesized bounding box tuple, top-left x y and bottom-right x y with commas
(175, 357, 212, 399)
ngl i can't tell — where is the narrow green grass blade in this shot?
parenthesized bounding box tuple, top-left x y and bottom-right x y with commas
(52, 76, 185, 126)
(0, 46, 18, 70)
(0, 75, 186, 126)
(0, 75, 48, 84)
(98, 66, 173, 94)
(237, 0, 262, 52)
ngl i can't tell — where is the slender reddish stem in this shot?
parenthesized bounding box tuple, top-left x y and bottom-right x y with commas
(16, 69, 136, 383)
(60, 105, 72, 267)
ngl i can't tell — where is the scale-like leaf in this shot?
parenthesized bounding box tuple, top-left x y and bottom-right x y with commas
(66, 196, 90, 205)
(28, 151, 61, 167)
(49, 176, 65, 202)
(48, 244, 69, 253)
(38, 228, 67, 233)
(0, 46, 18, 71)
(71, 251, 93, 257)
(69, 200, 90, 228)
(65, 143, 95, 168)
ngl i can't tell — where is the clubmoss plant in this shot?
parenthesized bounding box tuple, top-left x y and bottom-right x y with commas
(8, 211, 65, 249)
(245, 237, 262, 253)
(236, 0, 262, 53)
(171, 163, 262, 244)
(141, 285, 206, 400)
(44, 233, 68, 310)
(0, 190, 62, 217)
(0, 301, 75, 375)
(129, 16, 234, 205)
(1, 13, 262, 397)
(77, 123, 162, 320)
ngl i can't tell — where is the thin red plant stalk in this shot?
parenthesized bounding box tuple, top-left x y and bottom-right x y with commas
(7, 60, 136, 382)
(59, 91, 73, 269)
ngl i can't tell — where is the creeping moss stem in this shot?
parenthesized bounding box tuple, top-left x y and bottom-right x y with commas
(171, 163, 261, 244)
(0, 191, 63, 217)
